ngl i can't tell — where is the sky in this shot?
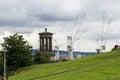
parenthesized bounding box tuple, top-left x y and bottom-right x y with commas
(0, 0, 120, 52)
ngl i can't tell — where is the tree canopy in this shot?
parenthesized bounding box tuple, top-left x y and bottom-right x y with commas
(1, 33, 33, 72)
(34, 51, 55, 64)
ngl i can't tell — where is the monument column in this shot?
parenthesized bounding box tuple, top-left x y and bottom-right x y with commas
(40, 38, 42, 51)
(42, 38, 44, 51)
(49, 37, 52, 51)
(46, 37, 48, 51)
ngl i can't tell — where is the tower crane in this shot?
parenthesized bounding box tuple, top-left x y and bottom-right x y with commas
(67, 13, 86, 60)
(96, 12, 111, 53)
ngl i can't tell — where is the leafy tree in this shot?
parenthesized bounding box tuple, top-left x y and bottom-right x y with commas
(34, 51, 55, 64)
(1, 33, 33, 72)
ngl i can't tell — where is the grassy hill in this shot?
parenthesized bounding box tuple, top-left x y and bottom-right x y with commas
(9, 49, 120, 80)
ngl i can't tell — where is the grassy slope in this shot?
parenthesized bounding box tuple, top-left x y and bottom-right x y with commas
(9, 50, 120, 80)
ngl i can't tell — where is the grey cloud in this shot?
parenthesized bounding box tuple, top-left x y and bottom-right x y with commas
(0, 19, 26, 27)
(0, 0, 120, 36)
(35, 14, 74, 22)
(87, 30, 120, 41)
(83, 0, 120, 22)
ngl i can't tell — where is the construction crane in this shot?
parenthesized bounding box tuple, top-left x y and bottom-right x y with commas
(67, 35, 73, 60)
(104, 18, 111, 49)
(96, 12, 111, 53)
(67, 13, 86, 60)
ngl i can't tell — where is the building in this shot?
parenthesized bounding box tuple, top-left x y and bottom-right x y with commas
(38, 28, 53, 52)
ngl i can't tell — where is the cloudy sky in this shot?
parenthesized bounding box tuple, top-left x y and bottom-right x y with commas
(0, 0, 120, 52)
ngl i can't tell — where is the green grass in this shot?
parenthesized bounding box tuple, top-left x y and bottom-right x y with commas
(9, 49, 120, 80)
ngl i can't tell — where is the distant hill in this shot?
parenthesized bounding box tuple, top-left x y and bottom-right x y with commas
(9, 49, 120, 80)
(31, 49, 38, 54)
(31, 49, 97, 57)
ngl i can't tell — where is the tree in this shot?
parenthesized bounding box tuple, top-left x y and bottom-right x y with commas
(34, 51, 55, 64)
(1, 33, 33, 72)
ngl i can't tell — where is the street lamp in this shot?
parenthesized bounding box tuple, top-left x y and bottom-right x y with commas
(4, 49, 6, 80)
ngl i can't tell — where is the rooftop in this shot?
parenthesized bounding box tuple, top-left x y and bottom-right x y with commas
(39, 28, 53, 35)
